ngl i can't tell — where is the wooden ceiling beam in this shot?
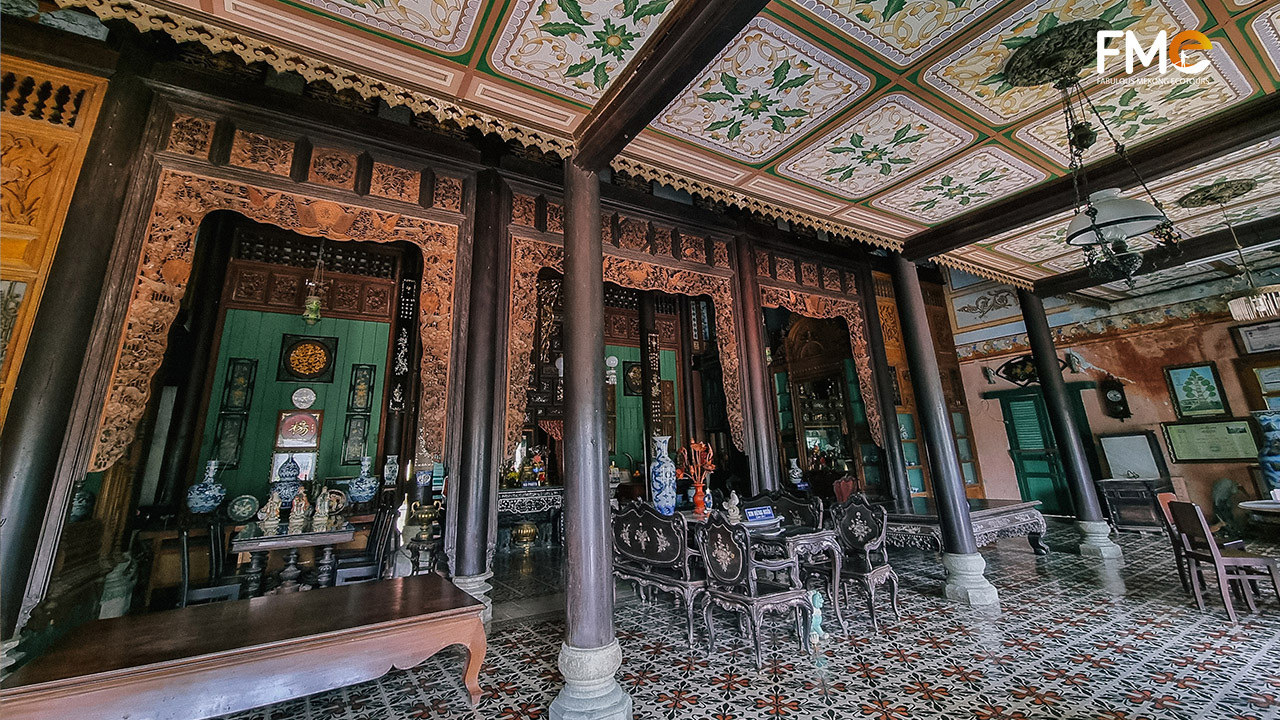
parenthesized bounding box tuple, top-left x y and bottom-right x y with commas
(571, 0, 770, 172)
(900, 93, 1280, 262)
(1033, 216, 1280, 296)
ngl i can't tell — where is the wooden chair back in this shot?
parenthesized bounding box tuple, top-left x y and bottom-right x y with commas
(833, 476, 856, 504)
(1168, 501, 1220, 558)
(743, 491, 823, 529)
(612, 501, 693, 579)
(832, 496, 889, 572)
(695, 512, 754, 595)
(1154, 492, 1180, 545)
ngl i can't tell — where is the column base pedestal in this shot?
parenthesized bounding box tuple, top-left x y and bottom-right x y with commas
(549, 640, 632, 720)
(453, 571, 494, 624)
(942, 552, 1000, 606)
(1076, 520, 1123, 559)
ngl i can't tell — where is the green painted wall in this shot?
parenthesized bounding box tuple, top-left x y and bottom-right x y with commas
(198, 309, 389, 500)
(607, 344, 680, 474)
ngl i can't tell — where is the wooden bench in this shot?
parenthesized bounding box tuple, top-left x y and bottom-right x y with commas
(1, 574, 485, 720)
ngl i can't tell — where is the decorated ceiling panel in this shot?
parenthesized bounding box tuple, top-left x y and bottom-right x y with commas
(66, 0, 1280, 289)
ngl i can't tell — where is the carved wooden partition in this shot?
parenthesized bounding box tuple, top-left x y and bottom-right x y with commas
(752, 248, 883, 446)
(503, 212, 745, 457)
(88, 108, 467, 473)
(0, 56, 108, 427)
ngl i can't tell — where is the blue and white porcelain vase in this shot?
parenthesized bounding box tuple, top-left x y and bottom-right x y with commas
(789, 458, 808, 491)
(187, 460, 226, 514)
(649, 435, 678, 516)
(1254, 410, 1280, 492)
(348, 456, 379, 503)
(272, 454, 302, 505)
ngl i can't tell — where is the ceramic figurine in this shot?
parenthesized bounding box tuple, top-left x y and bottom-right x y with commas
(68, 487, 95, 522)
(1254, 410, 1280, 492)
(649, 436, 678, 516)
(259, 491, 283, 533)
(186, 460, 226, 514)
(808, 590, 828, 665)
(288, 491, 311, 533)
(272, 454, 302, 505)
(313, 485, 331, 530)
(348, 456, 379, 503)
(724, 491, 741, 524)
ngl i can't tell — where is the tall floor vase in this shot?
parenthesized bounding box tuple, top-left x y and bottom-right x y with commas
(649, 436, 677, 515)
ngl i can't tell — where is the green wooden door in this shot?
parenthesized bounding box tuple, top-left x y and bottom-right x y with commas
(998, 394, 1075, 516)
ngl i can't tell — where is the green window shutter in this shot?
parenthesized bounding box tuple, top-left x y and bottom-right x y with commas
(1007, 398, 1047, 450)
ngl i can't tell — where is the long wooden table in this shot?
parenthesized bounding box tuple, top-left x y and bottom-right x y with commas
(1, 574, 485, 720)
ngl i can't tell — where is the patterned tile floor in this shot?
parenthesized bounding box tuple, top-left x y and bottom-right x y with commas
(222, 525, 1280, 720)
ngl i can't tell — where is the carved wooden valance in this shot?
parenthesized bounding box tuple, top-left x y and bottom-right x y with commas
(759, 285, 883, 447)
(504, 234, 745, 457)
(89, 169, 460, 471)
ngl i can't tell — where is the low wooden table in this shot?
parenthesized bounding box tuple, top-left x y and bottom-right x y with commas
(884, 498, 1050, 555)
(1, 574, 486, 720)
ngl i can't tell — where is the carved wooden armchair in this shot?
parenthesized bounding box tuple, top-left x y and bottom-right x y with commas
(611, 501, 702, 647)
(743, 490, 823, 529)
(831, 496, 900, 630)
(694, 512, 811, 668)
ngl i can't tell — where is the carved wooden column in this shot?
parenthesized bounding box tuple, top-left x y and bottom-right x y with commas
(852, 264, 911, 510)
(0, 42, 151, 639)
(891, 254, 998, 606)
(453, 170, 503, 619)
(549, 156, 631, 720)
(1019, 288, 1121, 559)
(735, 238, 781, 493)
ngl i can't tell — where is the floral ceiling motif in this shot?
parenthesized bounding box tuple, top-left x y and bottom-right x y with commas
(490, 0, 679, 104)
(1254, 4, 1280, 74)
(795, 0, 1005, 66)
(1015, 49, 1252, 167)
(921, 0, 1201, 125)
(872, 146, 1047, 223)
(294, 0, 482, 51)
(778, 93, 973, 199)
(653, 17, 870, 163)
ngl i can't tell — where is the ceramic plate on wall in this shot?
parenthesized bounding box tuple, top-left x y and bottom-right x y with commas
(227, 494, 260, 523)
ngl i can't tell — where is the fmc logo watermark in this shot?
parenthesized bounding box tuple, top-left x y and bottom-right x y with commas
(1096, 30, 1212, 75)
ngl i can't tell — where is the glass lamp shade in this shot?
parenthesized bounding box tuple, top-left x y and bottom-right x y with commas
(1228, 284, 1280, 322)
(1065, 189, 1165, 246)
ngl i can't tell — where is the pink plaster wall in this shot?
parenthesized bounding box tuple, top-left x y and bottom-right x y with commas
(959, 316, 1260, 511)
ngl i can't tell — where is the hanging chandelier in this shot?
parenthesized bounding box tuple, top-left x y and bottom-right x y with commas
(1177, 179, 1279, 321)
(1004, 19, 1182, 287)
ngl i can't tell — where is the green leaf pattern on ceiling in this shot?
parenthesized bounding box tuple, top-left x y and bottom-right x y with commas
(779, 94, 973, 200)
(874, 147, 1046, 223)
(800, 0, 1005, 66)
(654, 17, 869, 162)
(492, 0, 678, 103)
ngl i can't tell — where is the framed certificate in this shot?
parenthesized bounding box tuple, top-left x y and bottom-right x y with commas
(1161, 419, 1258, 463)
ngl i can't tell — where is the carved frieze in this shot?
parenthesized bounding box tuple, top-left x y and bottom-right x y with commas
(774, 257, 796, 283)
(309, 147, 358, 189)
(651, 226, 672, 257)
(511, 193, 537, 227)
(505, 234, 745, 455)
(90, 169, 459, 471)
(228, 130, 294, 175)
(760, 284, 882, 447)
(433, 174, 463, 212)
(267, 273, 299, 306)
(754, 249, 772, 277)
(369, 162, 420, 203)
(165, 115, 215, 158)
(800, 262, 819, 287)
(546, 202, 563, 233)
(618, 217, 648, 252)
(0, 131, 60, 228)
(822, 268, 842, 292)
(680, 234, 707, 264)
(712, 240, 730, 269)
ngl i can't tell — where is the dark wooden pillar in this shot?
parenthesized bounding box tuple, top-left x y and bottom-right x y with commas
(550, 156, 630, 719)
(734, 238, 780, 493)
(453, 170, 503, 614)
(677, 296, 701, 444)
(852, 264, 911, 511)
(0, 41, 152, 639)
(1018, 288, 1121, 557)
(638, 291, 659, 472)
(890, 254, 998, 604)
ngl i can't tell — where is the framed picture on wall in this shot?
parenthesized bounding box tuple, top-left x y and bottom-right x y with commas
(1163, 362, 1230, 419)
(622, 361, 643, 396)
(1161, 419, 1258, 463)
(1232, 319, 1280, 355)
(270, 451, 317, 484)
(347, 364, 377, 413)
(1098, 431, 1169, 479)
(341, 415, 369, 465)
(275, 409, 323, 449)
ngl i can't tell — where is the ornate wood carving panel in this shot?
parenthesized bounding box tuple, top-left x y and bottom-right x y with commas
(0, 55, 108, 426)
(759, 285, 883, 447)
(308, 147, 359, 190)
(89, 169, 459, 471)
(228, 130, 294, 175)
(505, 234, 745, 456)
(165, 115, 215, 158)
(368, 162, 420, 203)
